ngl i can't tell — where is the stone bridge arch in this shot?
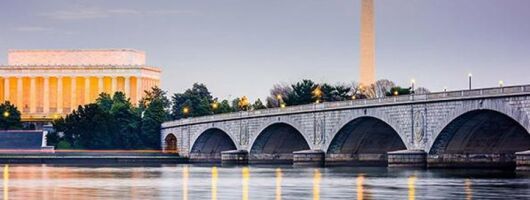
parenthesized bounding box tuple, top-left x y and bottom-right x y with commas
(325, 112, 408, 166)
(189, 126, 238, 162)
(428, 99, 530, 153)
(427, 100, 530, 168)
(325, 110, 410, 152)
(249, 120, 311, 164)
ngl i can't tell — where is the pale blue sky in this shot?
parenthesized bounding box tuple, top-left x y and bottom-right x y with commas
(1, 0, 529, 100)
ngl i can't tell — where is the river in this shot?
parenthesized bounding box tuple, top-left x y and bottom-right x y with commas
(1, 164, 529, 199)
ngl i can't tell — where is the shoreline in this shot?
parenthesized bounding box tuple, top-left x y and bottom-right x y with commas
(0, 152, 187, 164)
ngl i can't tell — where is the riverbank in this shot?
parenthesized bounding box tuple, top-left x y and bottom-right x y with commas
(0, 151, 187, 164)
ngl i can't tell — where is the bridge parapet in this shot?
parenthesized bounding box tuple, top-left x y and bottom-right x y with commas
(162, 84, 530, 128)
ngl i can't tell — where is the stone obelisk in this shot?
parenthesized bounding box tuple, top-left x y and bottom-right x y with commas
(359, 0, 375, 86)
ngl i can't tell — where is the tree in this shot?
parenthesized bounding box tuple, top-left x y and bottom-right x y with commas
(252, 98, 266, 110)
(140, 86, 171, 149)
(266, 83, 292, 108)
(0, 101, 22, 130)
(288, 79, 317, 105)
(387, 87, 412, 96)
(321, 83, 352, 102)
(373, 79, 396, 98)
(238, 96, 251, 111)
(107, 92, 142, 149)
(171, 83, 213, 119)
(216, 99, 233, 114)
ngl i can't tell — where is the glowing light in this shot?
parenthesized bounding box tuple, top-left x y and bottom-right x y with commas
(280, 103, 286, 108)
(411, 79, 416, 84)
(352, 96, 356, 100)
(393, 90, 399, 96)
(211, 102, 219, 110)
(276, 94, 282, 100)
(242, 167, 250, 200)
(499, 80, 504, 87)
(3, 165, 8, 200)
(182, 166, 189, 200)
(313, 169, 321, 200)
(275, 168, 282, 200)
(465, 179, 472, 200)
(211, 167, 218, 200)
(408, 176, 417, 200)
(468, 73, 472, 77)
(182, 107, 190, 114)
(356, 174, 364, 200)
(2, 111, 8, 118)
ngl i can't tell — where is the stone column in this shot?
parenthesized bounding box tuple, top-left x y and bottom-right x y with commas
(57, 76, 63, 114)
(84, 77, 90, 104)
(124, 76, 130, 98)
(3, 77, 9, 102)
(98, 76, 104, 96)
(71, 76, 77, 110)
(111, 76, 117, 95)
(30, 76, 36, 113)
(16, 77, 23, 110)
(136, 76, 143, 103)
(43, 76, 50, 113)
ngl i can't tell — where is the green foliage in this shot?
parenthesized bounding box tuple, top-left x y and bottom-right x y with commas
(321, 83, 352, 102)
(252, 98, 266, 110)
(287, 79, 318, 106)
(386, 87, 412, 96)
(51, 87, 170, 150)
(0, 101, 22, 130)
(216, 100, 233, 114)
(140, 86, 171, 149)
(171, 83, 213, 119)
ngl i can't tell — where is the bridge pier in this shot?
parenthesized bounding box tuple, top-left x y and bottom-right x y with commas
(387, 150, 427, 168)
(325, 154, 387, 166)
(293, 150, 325, 167)
(427, 154, 516, 169)
(515, 150, 530, 171)
(221, 150, 248, 165)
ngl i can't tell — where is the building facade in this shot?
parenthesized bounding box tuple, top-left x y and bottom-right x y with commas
(0, 49, 161, 121)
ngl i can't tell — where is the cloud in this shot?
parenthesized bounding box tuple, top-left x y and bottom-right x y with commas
(42, 7, 198, 20)
(13, 26, 54, 32)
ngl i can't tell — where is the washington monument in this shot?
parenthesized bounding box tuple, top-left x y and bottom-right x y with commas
(359, 0, 375, 86)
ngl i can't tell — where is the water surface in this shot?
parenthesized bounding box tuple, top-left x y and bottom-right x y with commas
(1, 164, 529, 199)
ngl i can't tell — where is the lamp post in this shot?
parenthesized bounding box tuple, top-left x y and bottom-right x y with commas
(410, 79, 416, 101)
(312, 86, 322, 104)
(211, 101, 219, 113)
(499, 80, 504, 87)
(468, 73, 472, 90)
(182, 107, 190, 118)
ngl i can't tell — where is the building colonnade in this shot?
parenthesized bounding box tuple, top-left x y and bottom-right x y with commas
(0, 75, 159, 119)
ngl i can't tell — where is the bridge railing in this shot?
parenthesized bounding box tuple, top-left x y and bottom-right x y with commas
(164, 84, 530, 127)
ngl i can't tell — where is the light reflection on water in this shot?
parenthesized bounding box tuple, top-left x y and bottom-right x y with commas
(1, 164, 529, 199)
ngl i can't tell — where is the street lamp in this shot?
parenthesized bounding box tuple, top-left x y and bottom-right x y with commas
(468, 73, 472, 90)
(280, 103, 286, 108)
(312, 86, 322, 103)
(211, 101, 219, 110)
(182, 107, 190, 118)
(499, 80, 504, 87)
(410, 79, 416, 93)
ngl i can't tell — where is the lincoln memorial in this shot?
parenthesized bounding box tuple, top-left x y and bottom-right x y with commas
(0, 49, 161, 121)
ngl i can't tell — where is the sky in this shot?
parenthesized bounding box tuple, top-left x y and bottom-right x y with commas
(1, 0, 529, 101)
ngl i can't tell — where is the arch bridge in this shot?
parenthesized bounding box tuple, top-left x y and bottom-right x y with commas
(161, 85, 530, 169)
